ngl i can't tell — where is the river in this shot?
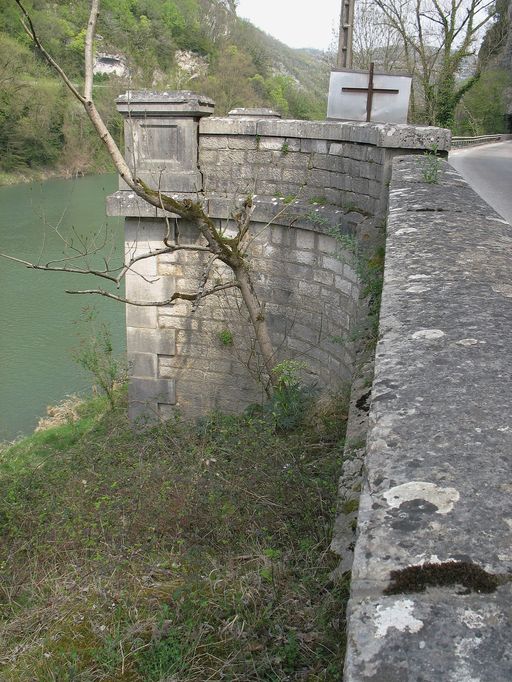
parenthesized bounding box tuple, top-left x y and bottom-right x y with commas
(0, 174, 125, 442)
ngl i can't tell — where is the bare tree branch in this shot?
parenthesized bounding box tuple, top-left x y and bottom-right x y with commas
(84, 0, 99, 101)
(14, 0, 86, 105)
(370, 0, 494, 126)
(192, 253, 221, 312)
(1, 241, 215, 286)
(0, 251, 121, 283)
(65, 282, 240, 307)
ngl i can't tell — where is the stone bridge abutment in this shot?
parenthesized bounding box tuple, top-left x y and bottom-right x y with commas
(107, 91, 449, 421)
(106, 92, 512, 679)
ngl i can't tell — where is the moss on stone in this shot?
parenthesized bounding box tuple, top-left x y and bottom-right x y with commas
(384, 561, 507, 595)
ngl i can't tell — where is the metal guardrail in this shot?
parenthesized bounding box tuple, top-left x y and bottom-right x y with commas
(451, 134, 502, 148)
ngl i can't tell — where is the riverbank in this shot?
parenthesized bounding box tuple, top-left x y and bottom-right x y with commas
(0, 167, 64, 187)
(0, 388, 349, 680)
(0, 163, 114, 187)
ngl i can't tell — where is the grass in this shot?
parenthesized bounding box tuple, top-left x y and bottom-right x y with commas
(0, 388, 350, 680)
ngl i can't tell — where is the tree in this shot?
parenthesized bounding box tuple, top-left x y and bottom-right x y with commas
(7, 0, 281, 394)
(478, 0, 511, 68)
(455, 67, 512, 133)
(197, 44, 263, 113)
(352, 0, 407, 71)
(371, 0, 497, 127)
(0, 33, 66, 171)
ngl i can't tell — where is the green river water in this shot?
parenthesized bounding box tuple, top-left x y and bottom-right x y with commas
(0, 174, 125, 442)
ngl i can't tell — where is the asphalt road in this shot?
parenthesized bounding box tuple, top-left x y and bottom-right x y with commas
(449, 140, 512, 225)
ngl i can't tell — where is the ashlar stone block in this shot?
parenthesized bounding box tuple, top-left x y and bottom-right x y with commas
(127, 351, 158, 378)
(127, 328, 176, 356)
(296, 230, 316, 250)
(126, 303, 158, 329)
(128, 377, 176, 423)
(129, 377, 176, 405)
(116, 91, 214, 193)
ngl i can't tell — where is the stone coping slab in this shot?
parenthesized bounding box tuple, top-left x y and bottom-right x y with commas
(200, 117, 451, 150)
(116, 90, 215, 117)
(106, 190, 358, 234)
(117, 90, 214, 104)
(345, 588, 512, 681)
(228, 107, 281, 118)
(345, 157, 512, 680)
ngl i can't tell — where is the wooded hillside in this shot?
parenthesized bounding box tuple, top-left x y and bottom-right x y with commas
(456, 0, 512, 135)
(0, 0, 330, 178)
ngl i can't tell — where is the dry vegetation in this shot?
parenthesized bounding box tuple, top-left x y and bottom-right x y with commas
(0, 388, 350, 680)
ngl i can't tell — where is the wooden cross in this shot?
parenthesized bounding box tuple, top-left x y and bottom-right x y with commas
(342, 62, 399, 122)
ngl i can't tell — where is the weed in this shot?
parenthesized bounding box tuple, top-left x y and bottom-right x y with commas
(332, 232, 359, 264)
(274, 193, 297, 204)
(217, 328, 234, 346)
(265, 360, 314, 431)
(281, 141, 290, 155)
(308, 195, 328, 205)
(329, 226, 385, 351)
(135, 606, 186, 680)
(93, 631, 124, 674)
(273, 359, 307, 387)
(305, 210, 332, 229)
(342, 498, 359, 514)
(280, 632, 300, 671)
(421, 144, 443, 183)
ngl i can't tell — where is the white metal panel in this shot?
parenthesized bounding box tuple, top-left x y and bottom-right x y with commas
(327, 70, 412, 124)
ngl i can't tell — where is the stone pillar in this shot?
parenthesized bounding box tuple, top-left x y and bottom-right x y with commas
(108, 91, 214, 423)
(116, 90, 215, 192)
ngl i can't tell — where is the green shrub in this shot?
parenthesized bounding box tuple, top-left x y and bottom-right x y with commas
(72, 306, 127, 408)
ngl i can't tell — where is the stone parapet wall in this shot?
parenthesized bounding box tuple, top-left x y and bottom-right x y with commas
(199, 117, 450, 224)
(343, 157, 512, 680)
(107, 91, 450, 421)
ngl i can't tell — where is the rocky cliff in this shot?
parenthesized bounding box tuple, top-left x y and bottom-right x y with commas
(479, 0, 512, 130)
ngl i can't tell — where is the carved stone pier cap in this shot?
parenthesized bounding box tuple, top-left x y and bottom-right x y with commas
(116, 90, 215, 193)
(228, 107, 281, 118)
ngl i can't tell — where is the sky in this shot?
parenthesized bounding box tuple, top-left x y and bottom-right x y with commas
(236, 0, 341, 51)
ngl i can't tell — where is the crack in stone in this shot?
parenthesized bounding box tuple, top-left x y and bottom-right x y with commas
(407, 207, 464, 213)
